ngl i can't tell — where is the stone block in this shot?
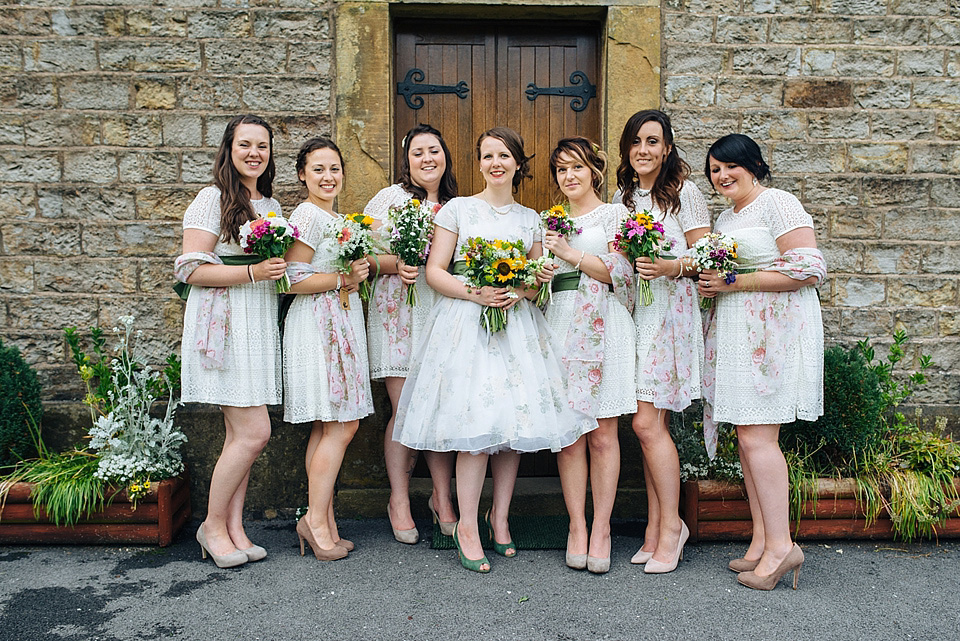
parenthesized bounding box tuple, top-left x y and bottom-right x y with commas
(853, 18, 928, 45)
(34, 258, 138, 294)
(852, 80, 911, 109)
(884, 208, 960, 242)
(871, 110, 935, 141)
(862, 176, 929, 207)
(848, 143, 908, 173)
(204, 115, 234, 147)
(272, 151, 300, 187)
(664, 76, 715, 107)
(891, 309, 939, 338)
(686, 0, 740, 11)
(921, 245, 960, 274)
(1, 222, 81, 256)
(834, 276, 885, 307)
(272, 115, 334, 149)
(0, 185, 37, 217)
(808, 112, 868, 139)
(665, 43, 725, 76)
(99, 41, 200, 72)
(937, 112, 960, 140)
(181, 151, 216, 183)
(832, 209, 881, 239)
(133, 78, 177, 110)
(252, 10, 329, 39)
(841, 307, 893, 339)
(745, 0, 814, 14)
(930, 177, 960, 207)
(14, 77, 57, 109)
(716, 77, 782, 108)
(161, 114, 202, 147)
(784, 79, 851, 108)
(59, 76, 129, 110)
(941, 311, 960, 337)
(82, 222, 179, 257)
(126, 9, 187, 36)
(861, 242, 922, 274)
(912, 144, 960, 174)
(0, 9, 51, 36)
(118, 151, 180, 184)
(715, 16, 768, 44)
(102, 114, 163, 147)
(62, 150, 118, 184)
(0, 113, 23, 145)
(2, 150, 60, 182)
(898, 48, 945, 77)
(770, 17, 853, 43)
(668, 110, 738, 144)
(139, 258, 175, 294)
(742, 111, 807, 140)
(35, 366, 86, 403)
(50, 9, 126, 37)
(820, 240, 861, 273)
(949, 52, 960, 78)
(913, 80, 960, 109)
(98, 296, 182, 336)
(820, 0, 886, 14)
(206, 41, 288, 74)
(23, 40, 97, 72)
(36, 187, 137, 221)
(178, 76, 242, 110)
(888, 277, 958, 307)
(771, 142, 845, 173)
(801, 48, 895, 77)
(663, 13, 715, 43)
(0, 258, 34, 294)
(287, 40, 333, 75)
(890, 0, 950, 15)
(928, 20, 959, 46)
(6, 295, 98, 331)
(25, 112, 100, 147)
(920, 373, 960, 404)
(137, 187, 198, 221)
(732, 46, 800, 76)
(803, 175, 860, 206)
(242, 77, 330, 112)
(186, 10, 251, 38)
(0, 41, 20, 72)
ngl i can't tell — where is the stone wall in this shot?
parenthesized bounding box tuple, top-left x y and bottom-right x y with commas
(662, 0, 960, 421)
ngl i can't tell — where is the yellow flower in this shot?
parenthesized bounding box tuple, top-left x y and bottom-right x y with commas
(361, 215, 374, 226)
(143, 480, 151, 489)
(411, 199, 420, 206)
(492, 240, 505, 250)
(130, 484, 141, 493)
(548, 205, 566, 217)
(266, 211, 277, 218)
(492, 258, 516, 283)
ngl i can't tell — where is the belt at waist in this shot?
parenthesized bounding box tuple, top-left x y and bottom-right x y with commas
(173, 254, 264, 301)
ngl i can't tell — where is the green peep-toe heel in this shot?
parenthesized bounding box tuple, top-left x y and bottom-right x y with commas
(485, 509, 517, 558)
(452, 523, 490, 574)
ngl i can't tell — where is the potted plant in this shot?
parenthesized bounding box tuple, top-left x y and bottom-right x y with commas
(0, 316, 191, 546)
(677, 331, 960, 543)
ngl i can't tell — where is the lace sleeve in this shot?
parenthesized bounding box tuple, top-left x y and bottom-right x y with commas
(434, 198, 460, 234)
(289, 204, 320, 251)
(764, 189, 814, 239)
(611, 188, 624, 205)
(603, 203, 630, 244)
(183, 186, 221, 235)
(677, 181, 711, 233)
(363, 184, 407, 222)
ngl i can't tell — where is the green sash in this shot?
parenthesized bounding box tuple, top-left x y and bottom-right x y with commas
(551, 270, 613, 293)
(173, 255, 264, 301)
(450, 260, 467, 276)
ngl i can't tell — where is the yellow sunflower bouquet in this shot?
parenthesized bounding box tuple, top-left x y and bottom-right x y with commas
(460, 237, 546, 332)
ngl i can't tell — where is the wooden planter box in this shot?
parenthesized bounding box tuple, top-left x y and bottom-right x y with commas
(681, 478, 960, 543)
(0, 470, 191, 547)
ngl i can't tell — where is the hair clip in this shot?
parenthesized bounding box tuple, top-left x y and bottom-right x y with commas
(592, 143, 600, 153)
(401, 134, 409, 149)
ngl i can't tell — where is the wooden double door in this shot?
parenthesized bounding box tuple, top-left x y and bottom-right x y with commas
(394, 19, 601, 212)
(395, 19, 601, 476)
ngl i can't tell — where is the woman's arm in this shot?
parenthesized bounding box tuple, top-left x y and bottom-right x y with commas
(425, 226, 511, 307)
(542, 232, 612, 285)
(635, 226, 710, 281)
(285, 239, 369, 295)
(182, 228, 286, 286)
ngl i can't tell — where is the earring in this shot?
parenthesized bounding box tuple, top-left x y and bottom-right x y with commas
(752, 177, 758, 186)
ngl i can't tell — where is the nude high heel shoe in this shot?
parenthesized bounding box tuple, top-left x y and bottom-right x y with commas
(630, 547, 654, 565)
(429, 496, 457, 537)
(737, 543, 804, 590)
(296, 518, 348, 561)
(728, 557, 760, 573)
(238, 544, 268, 562)
(643, 521, 689, 574)
(196, 524, 247, 569)
(565, 533, 587, 570)
(388, 504, 419, 545)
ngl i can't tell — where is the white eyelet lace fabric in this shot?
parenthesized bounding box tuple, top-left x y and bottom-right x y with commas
(179, 186, 283, 406)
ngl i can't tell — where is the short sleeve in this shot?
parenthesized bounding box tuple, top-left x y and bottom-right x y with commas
(434, 198, 460, 234)
(764, 189, 814, 239)
(183, 186, 221, 235)
(289, 204, 322, 251)
(676, 181, 711, 233)
(363, 184, 407, 221)
(602, 203, 629, 244)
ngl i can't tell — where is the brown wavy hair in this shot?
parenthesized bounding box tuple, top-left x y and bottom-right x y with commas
(214, 115, 276, 244)
(549, 136, 606, 197)
(398, 124, 458, 205)
(616, 110, 689, 215)
(476, 127, 533, 193)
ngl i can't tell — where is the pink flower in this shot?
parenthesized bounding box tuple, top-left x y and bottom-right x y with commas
(592, 317, 604, 332)
(588, 368, 602, 384)
(752, 347, 766, 365)
(386, 300, 398, 314)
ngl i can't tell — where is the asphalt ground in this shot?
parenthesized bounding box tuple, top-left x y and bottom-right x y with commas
(1, 518, 958, 641)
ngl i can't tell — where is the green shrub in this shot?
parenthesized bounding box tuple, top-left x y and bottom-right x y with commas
(0, 338, 42, 468)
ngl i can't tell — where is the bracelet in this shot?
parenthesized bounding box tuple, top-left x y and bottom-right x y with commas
(247, 264, 255, 284)
(336, 273, 345, 291)
(574, 251, 586, 271)
(674, 259, 683, 279)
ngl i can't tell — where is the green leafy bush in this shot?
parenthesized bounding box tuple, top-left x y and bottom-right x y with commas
(0, 339, 42, 468)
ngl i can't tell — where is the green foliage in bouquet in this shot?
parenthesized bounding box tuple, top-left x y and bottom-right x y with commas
(0, 339, 42, 468)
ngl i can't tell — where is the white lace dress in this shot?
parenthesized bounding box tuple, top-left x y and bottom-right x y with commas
(614, 181, 711, 411)
(708, 188, 824, 426)
(393, 196, 598, 454)
(543, 203, 636, 419)
(180, 186, 282, 406)
(282, 202, 374, 424)
(364, 184, 440, 380)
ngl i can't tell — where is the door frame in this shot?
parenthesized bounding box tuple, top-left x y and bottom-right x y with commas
(334, 0, 661, 215)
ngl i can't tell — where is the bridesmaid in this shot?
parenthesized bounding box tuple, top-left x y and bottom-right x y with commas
(613, 110, 710, 574)
(699, 134, 824, 590)
(542, 137, 636, 574)
(364, 124, 459, 544)
(174, 115, 286, 568)
(283, 137, 374, 561)
(394, 127, 597, 573)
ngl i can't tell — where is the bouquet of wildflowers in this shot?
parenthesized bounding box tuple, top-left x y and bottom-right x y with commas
(385, 198, 439, 306)
(613, 210, 672, 307)
(334, 211, 378, 305)
(536, 204, 582, 306)
(461, 237, 547, 332)
(690, 232, 739, 309)
(239, 211, 300, 293)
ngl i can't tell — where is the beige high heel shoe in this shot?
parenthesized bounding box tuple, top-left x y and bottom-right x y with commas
(388, 504, 420, 544)
(429, 496, 457, 537)
(196, 524, 247, 569)
(728, 557, 760, 573)
(565, 533, 587, 570)
(296, 518, 348, 561)
(737, 543, 804, 590)
(630, 547, 654, 565)
(644, 521, 689, 574)
(238, 544, 267, 562)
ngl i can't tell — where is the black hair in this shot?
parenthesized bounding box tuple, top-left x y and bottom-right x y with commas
(704, 133, 772, 187)
(398, 124, 458, 204)
(296, 137, 343, 186)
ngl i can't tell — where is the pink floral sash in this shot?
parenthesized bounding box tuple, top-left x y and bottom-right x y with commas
(642, 275, 701, 412)
(561, 253, 634, 415)
(287, 263, 371, 416)
(702, 248, 827, 457)
(174, 252, 230, 370)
